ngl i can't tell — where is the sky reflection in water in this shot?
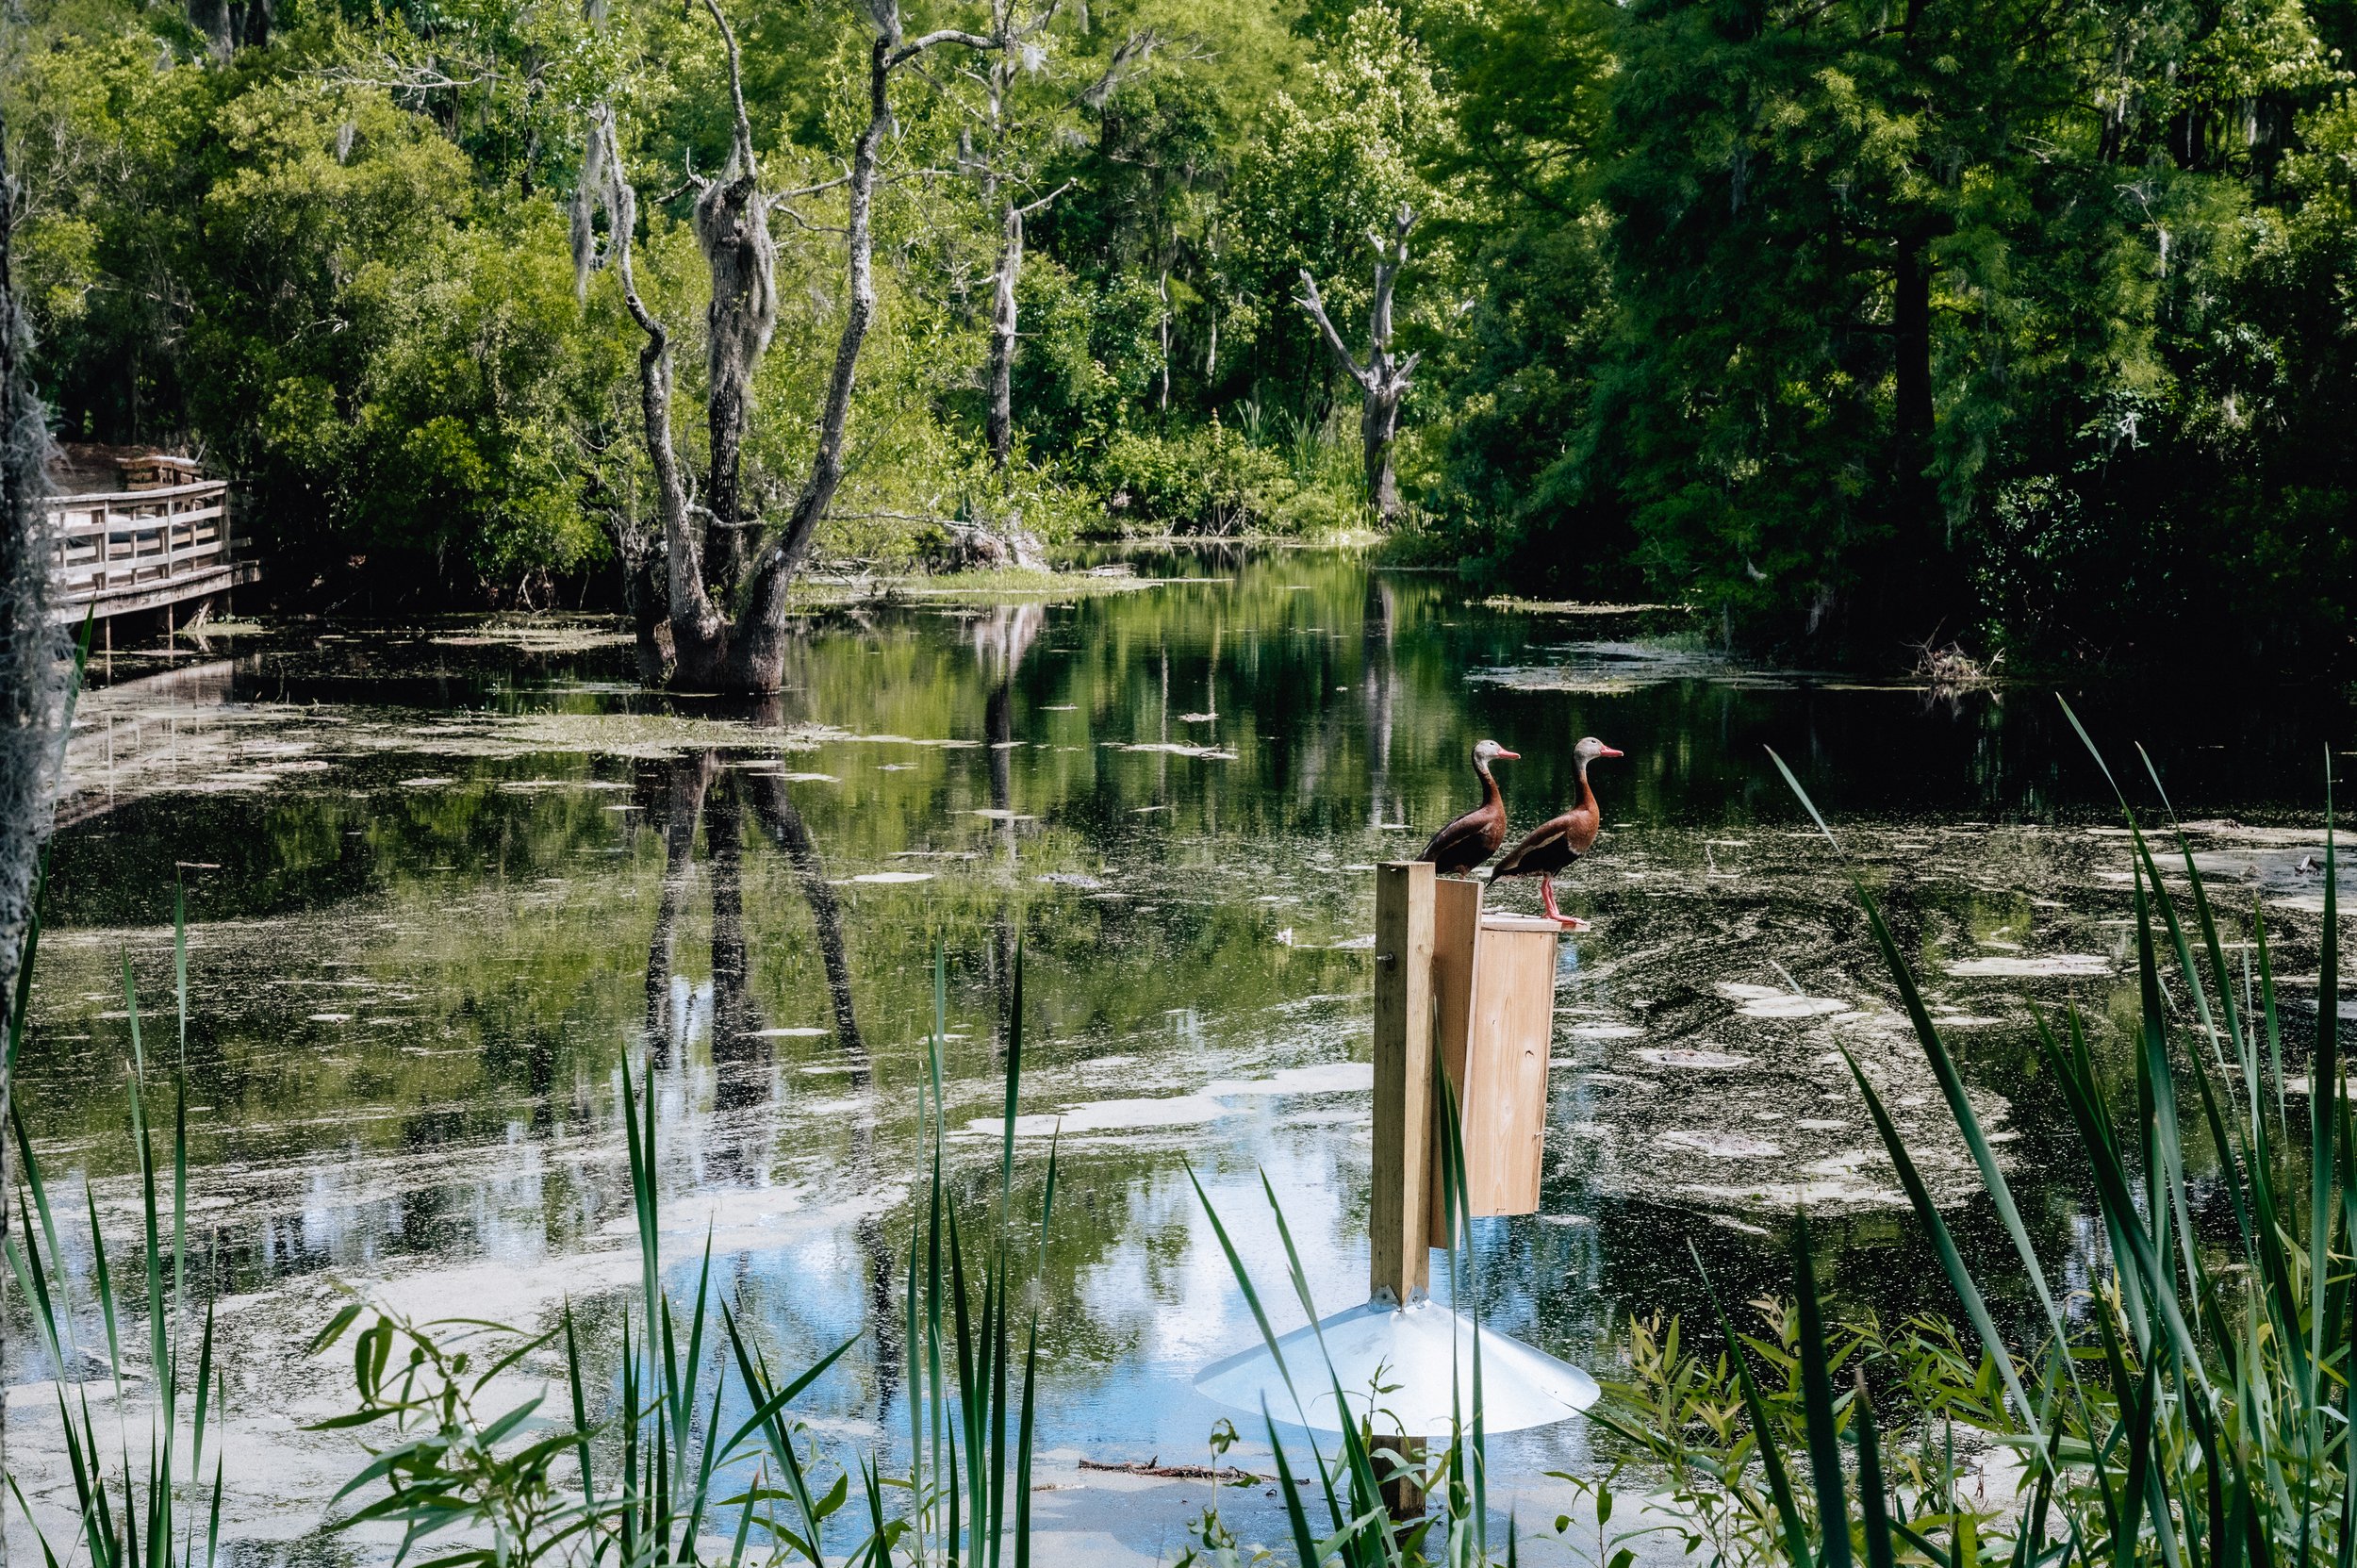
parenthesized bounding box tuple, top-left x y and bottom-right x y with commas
(14, 549, 2354, 1546)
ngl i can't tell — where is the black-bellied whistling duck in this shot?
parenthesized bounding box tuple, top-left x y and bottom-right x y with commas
(1492, 736, 1624, 929)
(1417, 739, 1519, 876)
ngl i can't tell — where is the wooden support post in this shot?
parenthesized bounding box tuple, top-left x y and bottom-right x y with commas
(1371, 860, 1434, 1307)
(1371, 1433, 1426, 1519)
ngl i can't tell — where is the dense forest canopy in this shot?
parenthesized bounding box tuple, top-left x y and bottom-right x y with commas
(4, 0, 2356, 670)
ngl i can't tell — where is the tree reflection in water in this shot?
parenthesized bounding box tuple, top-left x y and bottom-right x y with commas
(632, 746, 899, 1404)
(971, 603, 1042, 1052)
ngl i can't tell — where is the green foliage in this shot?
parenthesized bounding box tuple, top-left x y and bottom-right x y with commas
(15, 0, 2357, 661)
(1096, 418, 1363, 536)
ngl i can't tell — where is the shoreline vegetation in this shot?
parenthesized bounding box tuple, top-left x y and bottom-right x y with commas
(9, 0, 2357, 675)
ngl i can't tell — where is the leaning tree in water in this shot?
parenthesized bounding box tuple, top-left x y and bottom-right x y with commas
(575, 0, 998, 693)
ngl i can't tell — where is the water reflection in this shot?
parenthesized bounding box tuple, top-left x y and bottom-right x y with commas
(11, 549, 2354, 1554)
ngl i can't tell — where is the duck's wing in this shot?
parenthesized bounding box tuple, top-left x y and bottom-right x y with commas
(1417, 808, 1491, 869)
(1493, 814, 1573, 877)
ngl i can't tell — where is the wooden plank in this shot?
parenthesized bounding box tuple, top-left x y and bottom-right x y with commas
(44, 480, 225, 508)
(1427, 877, 1483, 1246)
(1370, 860, 1435, 1306)
(1460, 914, 1557, 1218)
(46, 561, 261, 624)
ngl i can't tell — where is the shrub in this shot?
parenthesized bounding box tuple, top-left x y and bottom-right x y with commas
(1090, 420, 1363, 536)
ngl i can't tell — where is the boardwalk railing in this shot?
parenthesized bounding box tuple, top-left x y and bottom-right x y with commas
(47, 479, 253, 623)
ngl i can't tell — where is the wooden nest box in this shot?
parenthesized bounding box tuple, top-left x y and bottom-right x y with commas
(1428, 879, 1554, 1243)
(1369, 862, 1558, 1308)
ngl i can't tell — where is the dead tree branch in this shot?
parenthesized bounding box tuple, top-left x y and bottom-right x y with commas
(1297, 204, 1428, 523)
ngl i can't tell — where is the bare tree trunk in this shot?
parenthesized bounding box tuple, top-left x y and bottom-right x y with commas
(699, 171, 773, 595)
(986, 203, 1022, 470)
(969, 12, 1094, 483)
(1299, 206, 1429, 527)
(693, 0, 777, 600)
(579, 107, 721, 682)
(1361, 388, 1402, 520)
(720, 34, 890, 691)
(583, 12, 988, 693)
(726, 14, 992, 688)
(1156, 262, 1172, 414)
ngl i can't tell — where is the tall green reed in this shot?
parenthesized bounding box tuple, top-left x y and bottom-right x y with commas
(1181, 1048, 1506, 1567)
(316, 940, 1057, 1568)
(1733, 701, 2357, 1568)
(6, 884, 224, 1568)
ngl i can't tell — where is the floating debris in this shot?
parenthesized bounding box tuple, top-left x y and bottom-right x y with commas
(1079, 1459, 1266, 1483)
(1660, 1129, 1783, 1159)
(1948, 954, 2110, 978)
(1636, 1048, 1752, 1070)
(1715, 982, 1853, 1018)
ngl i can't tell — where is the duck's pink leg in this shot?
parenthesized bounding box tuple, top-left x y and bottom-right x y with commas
(1541, 877, 1589, 933)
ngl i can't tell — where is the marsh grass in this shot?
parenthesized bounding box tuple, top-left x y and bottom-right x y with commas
(303, 943, 1054, 1568)
(1690, 699, 2357, 1568)
(6, 883, 226, 1568)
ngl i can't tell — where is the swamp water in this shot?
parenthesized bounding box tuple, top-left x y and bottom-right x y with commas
(8, 550, 2353, 1562)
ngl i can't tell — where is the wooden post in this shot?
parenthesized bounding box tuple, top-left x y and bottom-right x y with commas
(1428, 879, 1483, 1245)
(1371, 860, 1434, 1307)
(1371, 1433, 1426, 1519)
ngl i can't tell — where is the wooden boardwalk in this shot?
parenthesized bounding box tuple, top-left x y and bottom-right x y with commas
(48, 477, 260, 625)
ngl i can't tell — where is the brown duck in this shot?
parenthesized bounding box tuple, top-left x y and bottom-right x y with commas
(1417, 739, 1519, 876)
(1492, 735, 1623, 929)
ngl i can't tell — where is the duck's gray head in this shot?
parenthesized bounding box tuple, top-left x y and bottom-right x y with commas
(1573, 736, 1624, 767)
(1474, 738, 1520, 767)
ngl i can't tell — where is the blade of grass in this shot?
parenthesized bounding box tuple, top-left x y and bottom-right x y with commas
(1789, 1213, 1852, 1568)
(1690, 1241, 1812, 1568)
(1769, 746, 2078, 1411)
